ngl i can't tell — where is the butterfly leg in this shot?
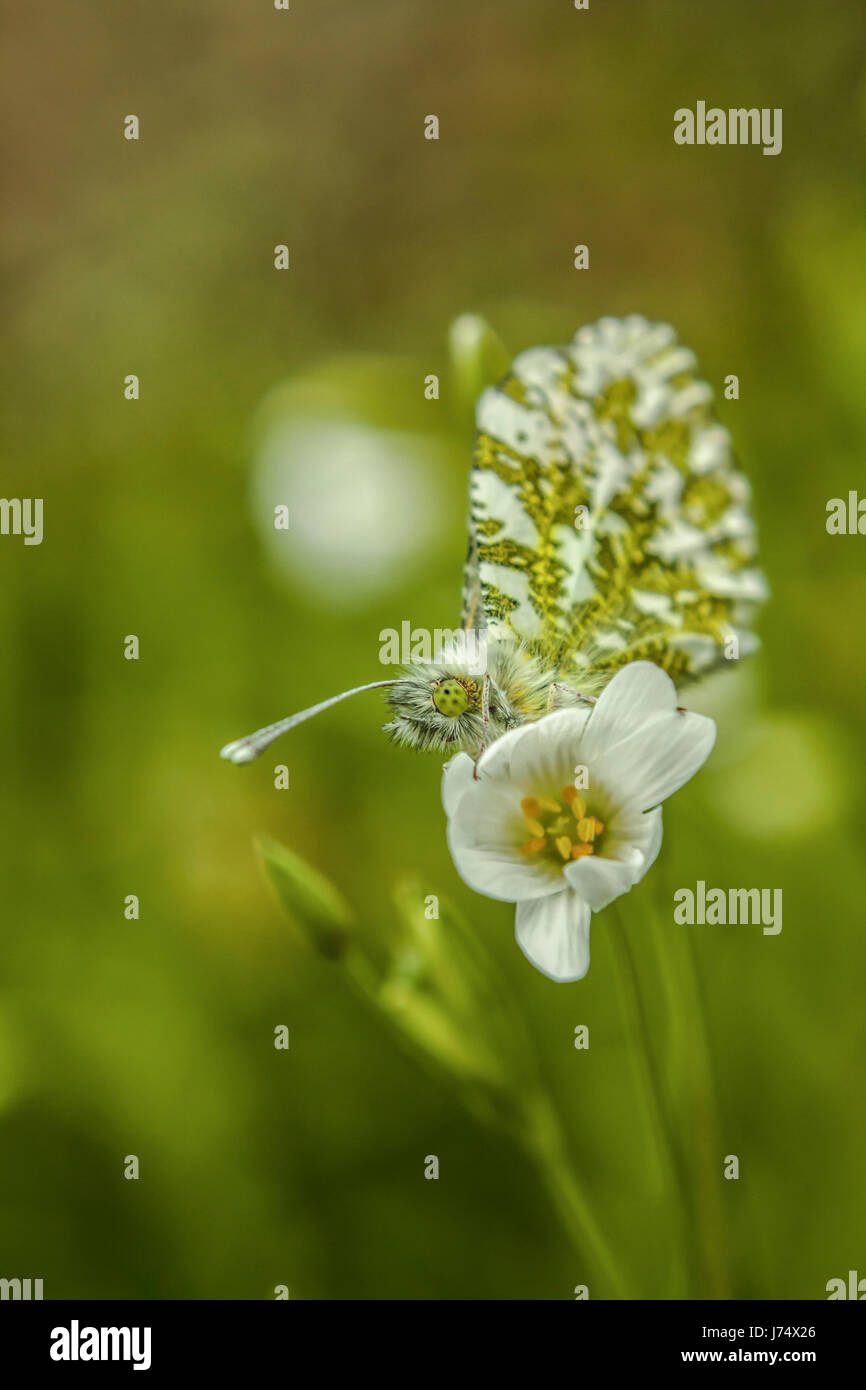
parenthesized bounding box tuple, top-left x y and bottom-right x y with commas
(547, 682, 598, 712)
(472, 674, 492, 779)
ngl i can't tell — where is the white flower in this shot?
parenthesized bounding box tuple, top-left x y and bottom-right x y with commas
(442, 661, 716, 983)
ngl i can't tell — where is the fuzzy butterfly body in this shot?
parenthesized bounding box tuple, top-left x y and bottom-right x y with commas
(220, 316, 766, 767)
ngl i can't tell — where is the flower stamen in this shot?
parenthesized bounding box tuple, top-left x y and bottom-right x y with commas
(518, 788, 606, 866)
(562, 785, 587, 819)
(521, 835, 547, 856)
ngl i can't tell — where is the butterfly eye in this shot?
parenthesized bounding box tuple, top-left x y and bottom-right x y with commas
(432, 678, 473, 717)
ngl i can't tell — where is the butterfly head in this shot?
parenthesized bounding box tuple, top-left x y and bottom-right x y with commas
(382, 667, 497, 754)
(431, 676, 481, 717)
(379, 632, 524, 756)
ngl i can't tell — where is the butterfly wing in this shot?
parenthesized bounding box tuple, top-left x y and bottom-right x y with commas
(463, 314, 767, 688)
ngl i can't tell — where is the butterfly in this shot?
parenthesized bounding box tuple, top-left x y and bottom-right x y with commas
(220, 315, 766, 768)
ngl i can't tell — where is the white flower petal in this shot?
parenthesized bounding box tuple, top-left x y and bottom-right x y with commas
(581, 661, 680, 753)
(506, 707, 593, 791)
(636, 805, 664, 874)
(605, 804, 664, 864)
(563, 848, 643, 910)
(473, 716, 544, 782)
(598, 709, 716, 811)
(515, 892, 591, 982)
(563, 808, 663, 910)
(441, 753, 475, 817)
(448, 841, 562, 902)
(447, 786, 562, 902)
(581, 662, 715, 809)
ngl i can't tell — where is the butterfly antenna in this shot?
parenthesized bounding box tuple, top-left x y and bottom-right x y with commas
(219, 680, 399, 765)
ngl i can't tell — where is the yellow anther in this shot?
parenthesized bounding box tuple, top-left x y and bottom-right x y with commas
(521, 836, 546, 856)
(517, 791, 603, 865)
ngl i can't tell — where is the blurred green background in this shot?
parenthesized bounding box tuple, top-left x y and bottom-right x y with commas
(1, 0, 865, 1299)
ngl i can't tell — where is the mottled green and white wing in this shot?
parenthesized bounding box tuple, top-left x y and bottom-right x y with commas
(464, 314, 767, 689)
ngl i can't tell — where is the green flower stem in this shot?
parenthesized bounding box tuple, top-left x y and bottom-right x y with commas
(258, 836, 633, 1298)
(351, 948, 631, 1297)
(521, 1094, 632, 1300)
(645, 895, 731, 1299)
(607, 902, 698, 1298)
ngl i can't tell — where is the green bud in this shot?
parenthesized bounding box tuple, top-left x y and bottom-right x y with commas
(256, 835, 353, 960)
(447, 314, 511, 421)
